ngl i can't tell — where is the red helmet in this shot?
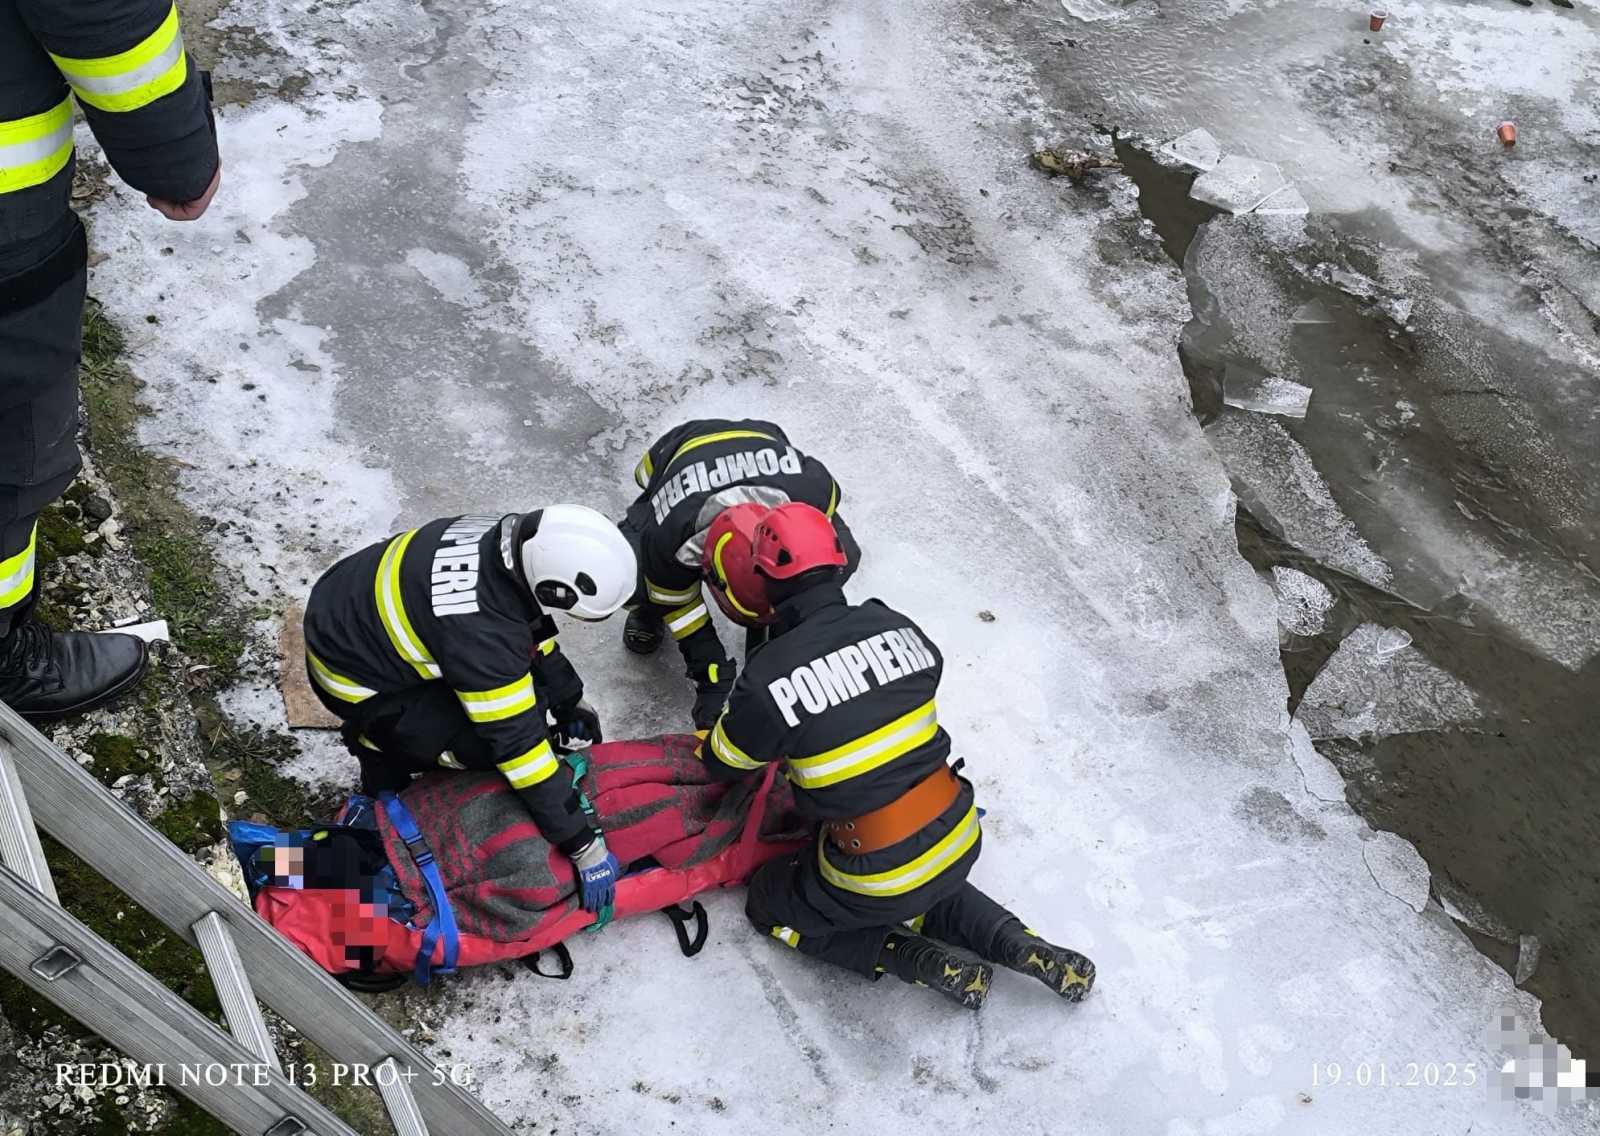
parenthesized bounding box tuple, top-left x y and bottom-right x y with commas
(752, 502, 846, 581)
(701, 504, 775, 626)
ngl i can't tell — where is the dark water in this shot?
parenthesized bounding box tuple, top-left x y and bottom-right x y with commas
(1118, 138, 1600, 1062)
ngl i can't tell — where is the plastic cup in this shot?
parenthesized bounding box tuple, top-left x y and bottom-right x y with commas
(1497, 121, 1518, 147)
(1369, 9, 1388, 30)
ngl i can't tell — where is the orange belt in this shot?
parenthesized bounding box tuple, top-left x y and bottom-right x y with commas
(826, 765, 961, 855)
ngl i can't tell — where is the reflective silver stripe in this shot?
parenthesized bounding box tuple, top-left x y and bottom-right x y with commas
(58, 34, 184, 97)
(0, 122, 74, 171)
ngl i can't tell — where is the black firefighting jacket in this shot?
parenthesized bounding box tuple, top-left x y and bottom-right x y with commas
(704, 584, 980, 909)
(303, 514, 594, 852)
(1, 0, 218, 277)
(623, 418, 843, 687)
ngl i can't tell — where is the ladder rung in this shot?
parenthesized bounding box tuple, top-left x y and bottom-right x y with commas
(376, 1057, 430, 1136)
(0, 739, 57, 902)
(194, 910, 280, 1068)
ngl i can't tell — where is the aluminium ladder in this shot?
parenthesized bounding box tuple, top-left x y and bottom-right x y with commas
(0, 699, 514, 1136)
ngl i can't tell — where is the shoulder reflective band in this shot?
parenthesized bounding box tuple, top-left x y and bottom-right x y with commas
(380, 792, 458, 984)
(0, 523, 39, 609)
(456, 674, 537, 723)
(0, 100, 73, 196)
(374, 529, 440, 680)
(634, 451, 653, 488)
(50, 3, 188, 114)
(818, 804, 980, 897)
(306, 650, 377, 703)
(786, 700, 939, 790)
(666, 429, 776, 469)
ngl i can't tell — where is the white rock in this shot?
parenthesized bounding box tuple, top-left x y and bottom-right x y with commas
(1190, 156, 1289, 214)
(1223, 373, 1312, 418)
(100, 619, 170, 644)
(1158, 128, 1222, 172)
(1363, 830, 1431, 913)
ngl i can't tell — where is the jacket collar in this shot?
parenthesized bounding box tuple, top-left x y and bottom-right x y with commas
(774, 582, 847, 631)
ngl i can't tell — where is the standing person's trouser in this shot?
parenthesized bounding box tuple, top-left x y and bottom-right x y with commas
(0, 220, 89, 641)
(746, 817, 1020, 977)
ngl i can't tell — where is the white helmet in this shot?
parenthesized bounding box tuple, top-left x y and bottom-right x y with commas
(511, 504, 637, 621)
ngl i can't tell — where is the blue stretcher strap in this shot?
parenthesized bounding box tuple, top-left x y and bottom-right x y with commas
(380, 792, 459, 985)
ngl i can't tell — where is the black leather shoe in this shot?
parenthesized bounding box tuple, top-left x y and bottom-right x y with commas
(886, 933, 992, 1011)
(0, 622, 149, 720)
(995, 922, 1096, 1002)
(623, 608, 665, 655)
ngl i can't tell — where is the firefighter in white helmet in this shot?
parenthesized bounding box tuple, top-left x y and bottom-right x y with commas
(302, 505, 635, 912)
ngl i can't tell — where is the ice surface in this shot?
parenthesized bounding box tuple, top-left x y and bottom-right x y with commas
(1271, 567, 1334, 637)
(1223, 373, 1312, 418)
(1363, 830, 1432, 914)
(1191, 157, 1290, 214)
(79, 0, 1595, 1130)
(1251, 185, 1309, 217)
(1206, 414, 1393, 587)
(1159, 128, 1223, 172)
(1296, 623, 1481, 741)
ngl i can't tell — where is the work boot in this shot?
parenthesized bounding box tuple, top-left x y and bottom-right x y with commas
(886, 933, 993, 1011)
(622, 608, 665, 655)
(994, 922, 1096, 1002)
(0, 622, 149, 720)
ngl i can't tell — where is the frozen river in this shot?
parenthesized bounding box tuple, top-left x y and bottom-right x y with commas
(83, 0, 1599, 1130)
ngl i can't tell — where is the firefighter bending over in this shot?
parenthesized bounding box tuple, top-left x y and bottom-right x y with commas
(617, 419, 858, 729)
(302, 506, 635, 912)
(698, 502, 1096, 1009)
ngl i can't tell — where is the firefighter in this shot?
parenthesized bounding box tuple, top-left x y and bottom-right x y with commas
(698, 502, 1096, 1010)
(1, 0, 220, 717)
(302, 505, 636, 912)
(617, 418, 858, 730)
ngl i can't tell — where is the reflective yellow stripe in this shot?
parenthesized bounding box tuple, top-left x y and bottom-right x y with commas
(645, 578, 699, 606)
(50, 4, 189, 113)
(709, 718, 762, 771)
(666, 429, 777, 468)
(498, 740, 560, 789)
(770, 926, 801, 949)
(710, 532, 762, 620)
(634, 451, 653, 488)
(306, 650, 377, 704)
(0, 523, 38, 609)
(537, 636, 558, 656)
(665, 598, 709, 640)
(819, 805, 980, 898)
(786, 700, 939, 790)
(457, 675, 538, 723)
(374, 530, 439, 680)
(906, 914, 927, 933)
(825, 480, 839, 518)
(0, 99, 74, 195)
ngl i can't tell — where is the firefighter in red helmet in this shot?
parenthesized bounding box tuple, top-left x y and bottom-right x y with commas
(698, 502, 1096, 1010)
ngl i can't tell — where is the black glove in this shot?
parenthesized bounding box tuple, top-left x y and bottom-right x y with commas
(551, 699, 602, 750)
(691, 660, 737, 730)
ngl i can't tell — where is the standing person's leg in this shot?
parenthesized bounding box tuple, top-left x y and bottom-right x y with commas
(0, 223, 147, 717)
(918, 882, 1096, 1002)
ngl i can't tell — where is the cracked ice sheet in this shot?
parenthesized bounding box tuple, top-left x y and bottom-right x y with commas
(83, 0, 1590, 1133)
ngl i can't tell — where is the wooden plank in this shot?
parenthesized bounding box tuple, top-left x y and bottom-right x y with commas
(280, 601, 341, 730)
(0, 702, 512, 1136)
(0, 866, 356, 1136)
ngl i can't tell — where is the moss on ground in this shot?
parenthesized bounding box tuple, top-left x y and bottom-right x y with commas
(79, 298, 253, 682)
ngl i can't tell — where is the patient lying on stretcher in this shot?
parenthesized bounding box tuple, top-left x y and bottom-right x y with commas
(231, 735, 806, 987)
